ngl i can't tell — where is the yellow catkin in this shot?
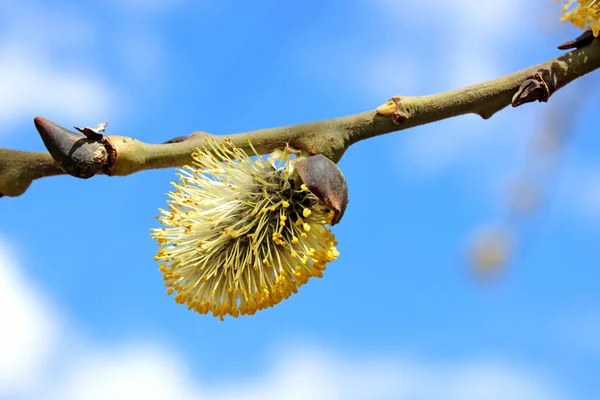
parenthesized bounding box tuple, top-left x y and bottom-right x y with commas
(150, 139, 339, 320)
(559, 0, 600, 36)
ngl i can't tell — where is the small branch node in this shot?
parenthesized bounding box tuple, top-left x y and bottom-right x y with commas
(376, 96, 410, 124)
(511, 72, 551, 107)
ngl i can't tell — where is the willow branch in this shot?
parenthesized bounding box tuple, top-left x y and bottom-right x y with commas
(2, 38, 600, 198)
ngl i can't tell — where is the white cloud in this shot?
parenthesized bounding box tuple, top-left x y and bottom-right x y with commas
(303, 1, 528, 100)
(0, 49, 114, 127)
(48, 342, 565, 400)
(376, 0, 523, 33)
(0, 234, 570, 400)
(53, 343, 200, 400)
(446, 361, 560, 400)
(398, 0, 528, 170)
(0, 0, 181, 135)
(0, 237, 61, 398)
(320, 0, 534, 175)
(0, 2, 117, 132)
(235, 346, 562, 400)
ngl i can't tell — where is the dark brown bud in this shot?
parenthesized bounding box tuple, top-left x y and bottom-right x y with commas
(295, 154, 348, 225)
(511, 73, 550, 107)
(34, 116, 109, 179)
(557, 29, 595, 50)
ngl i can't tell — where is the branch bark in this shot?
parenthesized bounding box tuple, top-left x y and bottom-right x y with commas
(2, 38, 600, 198)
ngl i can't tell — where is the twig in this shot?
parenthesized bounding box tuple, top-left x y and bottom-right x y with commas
(2, 38, 600, 198)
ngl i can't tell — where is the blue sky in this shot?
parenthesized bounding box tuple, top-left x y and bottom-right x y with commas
(1, 0, 599, 399)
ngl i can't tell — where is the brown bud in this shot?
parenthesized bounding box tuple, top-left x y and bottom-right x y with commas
(557, 29, 595, 50)
(295, 154, 348, 225)
(34, 116, 109, 179)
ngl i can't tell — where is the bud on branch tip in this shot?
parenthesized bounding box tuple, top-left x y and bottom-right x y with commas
(33, 116, 111, 179)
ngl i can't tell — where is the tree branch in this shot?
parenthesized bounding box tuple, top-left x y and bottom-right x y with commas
(0, 149, 63, 197)
(2, 38, 600, 198)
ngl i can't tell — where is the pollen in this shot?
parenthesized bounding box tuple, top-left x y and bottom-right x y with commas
(559, 0, 600, 36)
(150, 138, 340, 320)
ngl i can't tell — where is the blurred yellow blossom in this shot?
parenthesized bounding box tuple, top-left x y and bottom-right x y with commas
(559, 0, 600, 36)
(151, 138, 339, 320)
